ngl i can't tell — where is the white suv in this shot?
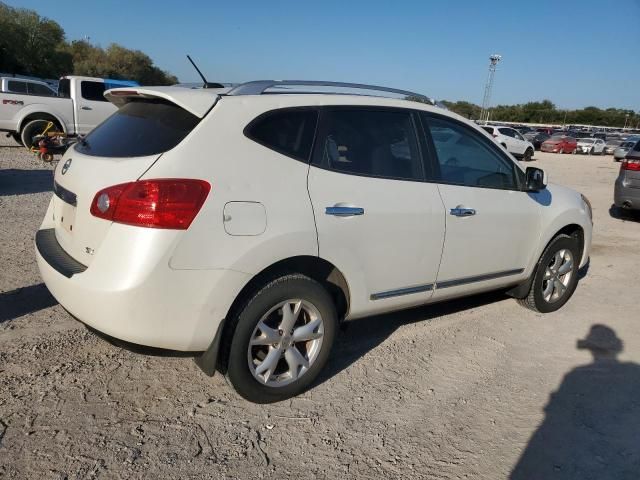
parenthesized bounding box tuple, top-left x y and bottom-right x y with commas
(36, 81, 592, 403)
(481, 125, 535, 161)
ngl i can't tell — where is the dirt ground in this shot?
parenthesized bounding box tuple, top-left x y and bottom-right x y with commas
(1, 135, 639, 479)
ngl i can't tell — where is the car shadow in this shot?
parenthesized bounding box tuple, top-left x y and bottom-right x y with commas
(0, 283, 58, 323)
(609, 204, 640, 223)
(510, 325, 640, 479)
(315, 290, 508, 387)
(0, 168, 53, 196)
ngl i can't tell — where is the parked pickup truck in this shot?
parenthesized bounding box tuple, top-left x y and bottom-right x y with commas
(0, 75, 138, 147)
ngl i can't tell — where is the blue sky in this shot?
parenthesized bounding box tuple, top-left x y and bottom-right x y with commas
(12, 0, 640, 110)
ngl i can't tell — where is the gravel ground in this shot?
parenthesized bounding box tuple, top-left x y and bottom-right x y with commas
(1, 136, 639, 479)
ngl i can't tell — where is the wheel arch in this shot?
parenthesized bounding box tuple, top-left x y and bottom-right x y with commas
(19, 112, 66, 133)
(226, 256, 351, 323)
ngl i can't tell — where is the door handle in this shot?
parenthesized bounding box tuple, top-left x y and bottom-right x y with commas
(81, 106, 92, 110)
(450, 206, 476, 217)
(325, 206, 365, 217)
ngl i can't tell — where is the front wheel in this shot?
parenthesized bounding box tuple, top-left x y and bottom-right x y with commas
(225, 274, 337, 403)
(518, 234, 581, 313)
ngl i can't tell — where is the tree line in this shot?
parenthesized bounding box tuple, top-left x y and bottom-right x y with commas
(440, 100, 639, 128)
(0, 2, 177, 85)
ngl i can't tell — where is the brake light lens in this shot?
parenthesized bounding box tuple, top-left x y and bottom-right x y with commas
(90, 179, 211, 229)
(621, 159, 640, 172)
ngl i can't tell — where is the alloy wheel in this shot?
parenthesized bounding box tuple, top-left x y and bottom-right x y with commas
(247, 299, 324, 387)
(541, 249, 574, 303)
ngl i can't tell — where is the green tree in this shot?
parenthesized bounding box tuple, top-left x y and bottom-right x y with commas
(0, 2, 177, 85)
(0, 2, 72, 77)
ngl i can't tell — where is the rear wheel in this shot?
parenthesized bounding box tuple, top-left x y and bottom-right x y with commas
(20, 119, 51, 149)
(225, 274, 337, 403)
(523, 147, 534, 162)
(518, 234, 581, 313)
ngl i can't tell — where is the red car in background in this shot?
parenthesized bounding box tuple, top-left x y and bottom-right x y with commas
(540, 135, 578, 154)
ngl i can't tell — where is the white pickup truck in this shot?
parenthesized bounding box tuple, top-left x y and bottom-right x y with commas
(0, 75, 137, 147)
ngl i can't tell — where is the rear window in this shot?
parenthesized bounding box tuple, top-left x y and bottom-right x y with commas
(28, 82, 55, 96)
(7, 80, 27, 94)
(245, 109, 318, 161)
(74, 99, 199, 158)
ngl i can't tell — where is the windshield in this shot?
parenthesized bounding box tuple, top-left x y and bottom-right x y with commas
(579, 138, 595, 144)
(74, 99, 200, 158)
(621, 142, 636, 148)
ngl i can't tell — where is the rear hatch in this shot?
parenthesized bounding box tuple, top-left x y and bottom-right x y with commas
(51, 87, 220, 266)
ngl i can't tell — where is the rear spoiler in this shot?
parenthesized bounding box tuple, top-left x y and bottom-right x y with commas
(104, 86, 229, 118)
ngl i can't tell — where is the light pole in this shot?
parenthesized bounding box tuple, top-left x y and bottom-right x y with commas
(480, 54, 502, 124)
(623, 114, 629, 130)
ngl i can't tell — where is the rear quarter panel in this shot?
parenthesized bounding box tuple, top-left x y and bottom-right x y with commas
(146, 96, 319, 274)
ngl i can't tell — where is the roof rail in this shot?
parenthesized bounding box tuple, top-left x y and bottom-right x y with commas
(225, 80, 435, 105)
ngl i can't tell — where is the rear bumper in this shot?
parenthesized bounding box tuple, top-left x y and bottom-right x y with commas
(614, 178, 640, 210)
(36, 227, 251, 351)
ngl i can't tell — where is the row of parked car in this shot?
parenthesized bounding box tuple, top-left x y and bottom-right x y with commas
(479, 123, 640, 161)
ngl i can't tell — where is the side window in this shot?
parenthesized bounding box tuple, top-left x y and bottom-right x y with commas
(246, 109, 318, 162)
(633, 141, 640, 152)
(80, 81, 107, 102)
(513, 130, 525, 141)
(314, 109, 423, 181)
(499, 127, 514, 138)
(422, 114, 518, 190)
(7, 80, 27, 94)
(28, 83, 55, 96)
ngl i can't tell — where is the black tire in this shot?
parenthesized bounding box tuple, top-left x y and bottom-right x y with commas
(518, 234, 581, 313)
(225, 274, 337, 403)
(20, 119, 51, 149)
(523, 147, 534, 162)
(11, 133, 23, 146)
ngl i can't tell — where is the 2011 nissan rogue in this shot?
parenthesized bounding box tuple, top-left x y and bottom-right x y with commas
(36, 80, 593, 403)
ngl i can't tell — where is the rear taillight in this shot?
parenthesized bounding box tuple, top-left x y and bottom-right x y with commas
(621, 159, 640, 172)
(90, 179, 211, 229)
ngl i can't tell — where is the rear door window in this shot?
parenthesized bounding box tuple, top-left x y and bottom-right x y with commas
(245, 109, 318, 162)
(74, 99, 200, 158)
(7, 80, 27, 94)
(80, 81, 107, 102)
(313, 108, 423, 181)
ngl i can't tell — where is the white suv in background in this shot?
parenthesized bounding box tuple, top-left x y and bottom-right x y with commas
(481, 125, 535, 161)
(36, 81, 592, 403)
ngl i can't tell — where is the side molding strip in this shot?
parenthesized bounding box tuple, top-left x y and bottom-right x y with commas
(370, 283, 434, 300)
(435, 268, 524, 289)
(369, 268, 524, 300)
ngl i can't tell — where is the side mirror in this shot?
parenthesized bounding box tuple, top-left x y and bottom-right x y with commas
(525, 167, 547, 192)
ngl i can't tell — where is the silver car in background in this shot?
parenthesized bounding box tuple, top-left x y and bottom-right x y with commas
(604, 139, 622, 155)
(614, 139, 640, 211)
(613, 140, 639, 161)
